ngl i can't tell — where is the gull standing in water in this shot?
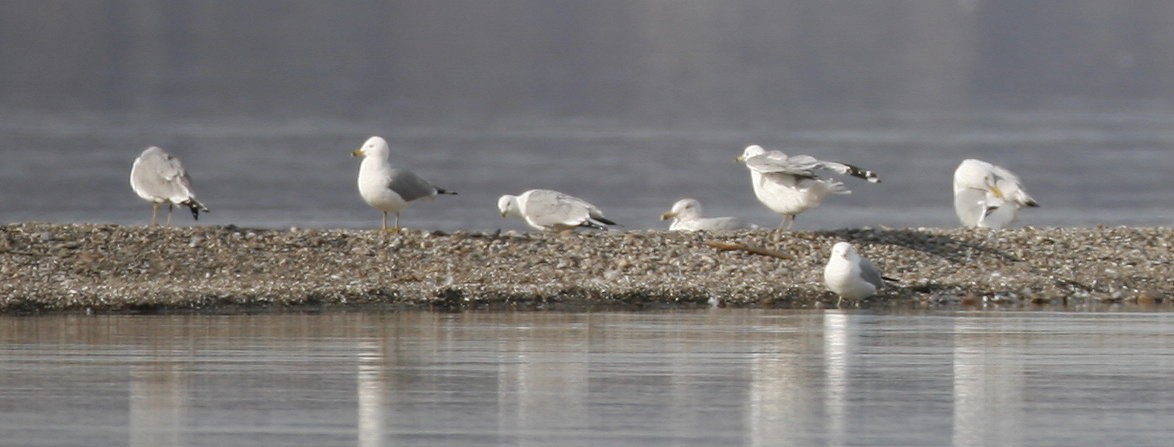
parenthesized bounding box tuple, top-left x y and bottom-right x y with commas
(498, 189, 616, 232)
(953, 158, 1039, 228)
(736, 145, 879, 230)
(660, 198, 753, 231)
(824, 242, 890, 303)
(130, 146, 210, 226)
(352, 136, 456, 232)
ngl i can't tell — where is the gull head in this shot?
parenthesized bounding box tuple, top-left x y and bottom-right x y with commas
(661, 198, 702, 221)
(736, 144, 766, 163)
(831, 241, 860, 262)
(497, 195, 521, 218)
(352, 136, 389, 159)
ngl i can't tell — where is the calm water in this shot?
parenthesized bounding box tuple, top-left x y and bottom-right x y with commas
(1, 106, 1172, 231)
(3, 3, 1173, 230)
(0, 310, 1170, 446)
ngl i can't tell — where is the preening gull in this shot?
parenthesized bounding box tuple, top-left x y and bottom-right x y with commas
(953, 158, 1038, 228)
(130, 146, 210, 226)
(660, 198, 754, 231)
(352, 136, 456, 231)
(736, 145, 879, 230)
(823, 242, 888, 302)
(498, 189, 616, 232)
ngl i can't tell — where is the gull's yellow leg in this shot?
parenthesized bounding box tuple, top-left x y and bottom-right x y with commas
(777, 215, 795, 231)
(388, 212, 402, 233)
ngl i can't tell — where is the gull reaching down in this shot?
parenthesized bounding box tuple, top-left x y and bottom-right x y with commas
(660, 198, 754, 231)
(953, 158, 1038, 228)
(498, 189, 616, 232)
(352, 136, 456, 232)
(130, 146, 210, 226)
(824, 242, 889, 302)
(737, 145, 879, 230)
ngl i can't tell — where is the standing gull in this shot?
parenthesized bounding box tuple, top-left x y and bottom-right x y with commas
(736, 145, 879, 230)
(823, 242, 889, 302)
(953, 158, 1038, 228)
(498, 189, 616, 232)
(130, 146, 210, 226)
(352, 136, 456, 232)
(660, 198, 753, 231)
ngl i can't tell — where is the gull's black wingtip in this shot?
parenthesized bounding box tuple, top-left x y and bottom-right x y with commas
(832, 161, 881, 183)
(579, 217, 618, 231)
(183, 199, 209, 221)
(849, 165, 881, 183)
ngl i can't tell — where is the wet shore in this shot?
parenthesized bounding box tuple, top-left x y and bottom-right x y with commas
(0, 223, 1169, 313)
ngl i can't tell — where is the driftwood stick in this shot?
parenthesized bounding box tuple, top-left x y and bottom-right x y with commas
(705, 240, 792, 260)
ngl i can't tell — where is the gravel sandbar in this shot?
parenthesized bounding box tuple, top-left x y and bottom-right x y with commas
(0, 223, 1169, 313)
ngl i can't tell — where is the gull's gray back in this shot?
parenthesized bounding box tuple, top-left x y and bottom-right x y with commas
(386, 168, 438, 202)
(131, 147, 195, 202)
(523, 190, 590, 226)
(744, 153, 821, 177)
(857, 257, 886, 289)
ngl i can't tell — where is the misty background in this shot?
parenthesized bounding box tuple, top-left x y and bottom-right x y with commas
(1, 0, 1171, 229)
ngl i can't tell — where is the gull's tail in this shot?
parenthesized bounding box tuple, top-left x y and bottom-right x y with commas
(437, 187, 458, 195)
(823, 179, 851, 195)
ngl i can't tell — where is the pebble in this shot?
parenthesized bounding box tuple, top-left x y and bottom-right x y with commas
(0, 223, 1170, 313)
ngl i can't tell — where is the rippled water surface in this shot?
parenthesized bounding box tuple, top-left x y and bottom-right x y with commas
(1, 310, 1171, 446)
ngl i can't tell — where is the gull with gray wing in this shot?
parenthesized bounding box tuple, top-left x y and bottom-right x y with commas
(953, 158, 1038, 228)
(737, 144, 879, 230)
(352, 136, 456, 231)
(823, 242, 890, 303)
(498, 189, 616, 232)
(130, 146, 209, 226)
(660, 198, 753, 231)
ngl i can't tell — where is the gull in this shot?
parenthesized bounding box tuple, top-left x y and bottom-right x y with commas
(824, 242, 891, 303)
(953, 158, 1038, 228)
(352, 136, 456, 232)
(130, 146, 210, 226)
(660, 198, 753, 231)
(736, 144, 879, 229)
(498, 189, 616, 232)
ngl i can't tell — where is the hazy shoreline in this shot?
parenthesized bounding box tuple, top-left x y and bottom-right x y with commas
(0, 223, 1169, 314)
